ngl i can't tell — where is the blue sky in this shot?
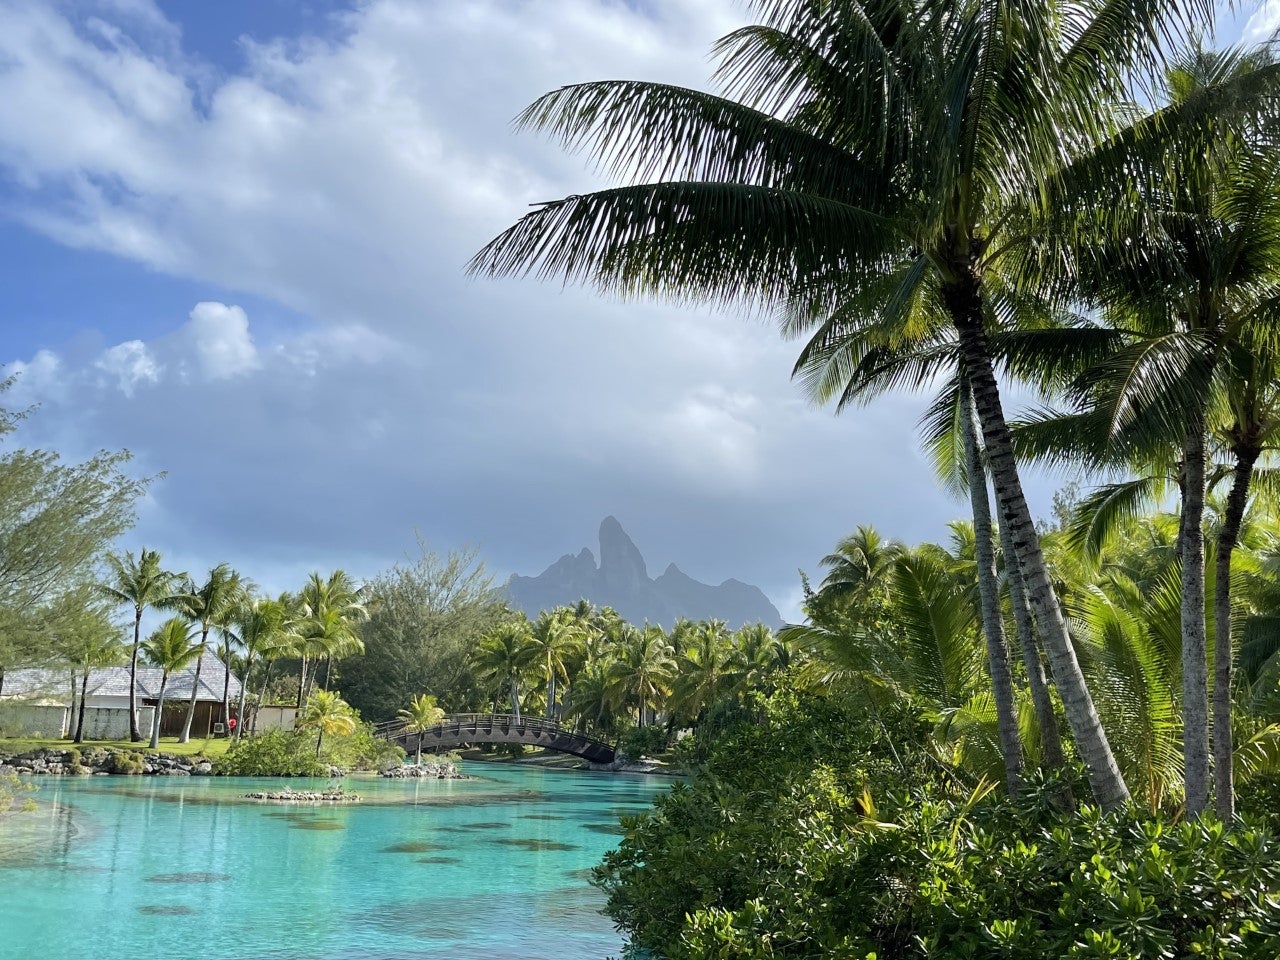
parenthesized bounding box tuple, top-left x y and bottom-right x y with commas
(0, 1, 1271, 620)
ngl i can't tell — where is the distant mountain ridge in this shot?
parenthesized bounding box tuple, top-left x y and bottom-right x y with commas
(505, 516, 783, 629)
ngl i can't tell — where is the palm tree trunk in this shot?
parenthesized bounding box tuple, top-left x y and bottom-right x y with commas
(996, 503, 1068, 774)
(297, 656, 308, 708)
(323, 657, 333, 690)
(179, 631, 207, 744)
(1213, 445, 1257, 819)
(961, 388, 1023, 796)
(948, 279, 1130, 809)
(510, 679, 522, 722)
(221, 640, 232, 728)
(416, 736, 423, 766)
(235, 657, 252, 743)
(151, 675, 168, 749)
(74, 669, 90, 743)
(1179, 420, 1211, 816)
(253, 660, 275, 736)
(315, 728, 324, 758)
(547, 668, 557, 722)
(128, 607, 143, 742)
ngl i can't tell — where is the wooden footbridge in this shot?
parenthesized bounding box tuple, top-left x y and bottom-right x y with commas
(374, 713, 617, 764)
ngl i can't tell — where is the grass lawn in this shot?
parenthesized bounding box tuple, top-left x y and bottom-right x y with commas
(0, 736, 232, 758)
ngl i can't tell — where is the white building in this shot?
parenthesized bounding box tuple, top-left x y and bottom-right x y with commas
(0, 652, 241, 740)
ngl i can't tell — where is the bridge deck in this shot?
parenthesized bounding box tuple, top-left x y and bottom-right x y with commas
(375, 713, 616, 765)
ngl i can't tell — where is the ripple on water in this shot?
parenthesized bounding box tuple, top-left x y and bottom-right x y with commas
(519, 813, 566, 821)
(286, 819, 345, 830)
(415, 856, 462, 865)
(137, 905, 196, 916)
(456, 821, 510, 830)
(146, 872, 231, 884)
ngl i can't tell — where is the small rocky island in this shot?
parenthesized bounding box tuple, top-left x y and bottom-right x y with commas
(243, 788, 360, 803)
(380, 758, 465, 779)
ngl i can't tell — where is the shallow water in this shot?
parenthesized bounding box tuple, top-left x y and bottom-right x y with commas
(0, 763, 669, 960)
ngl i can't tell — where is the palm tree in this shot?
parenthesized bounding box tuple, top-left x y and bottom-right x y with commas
(176, 564, 245, 743)
(298, 690, 357, 758)
(98, 548, 186, 741)
(669, 621, 734, 728)
(141, 618, 201, 749)
(398, 693, 446, 765)
(471, 620, 539, 720)
(231, 595, 289, 741)
(297, 570, 368, 699)
(466, 0, 1236, 808)
(607, 626, 676, 728)
(529, 609, 585, 721)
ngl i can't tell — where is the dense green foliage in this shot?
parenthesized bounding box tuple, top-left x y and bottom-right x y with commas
(600, 687, 1280, 960)
(213, 720, 400, 777)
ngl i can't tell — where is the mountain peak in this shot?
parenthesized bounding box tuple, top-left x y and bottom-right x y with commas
(504, 517, 782, 629)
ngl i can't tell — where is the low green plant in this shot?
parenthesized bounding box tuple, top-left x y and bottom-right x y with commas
(1, 773, 36, 814)
(213, 722, 402, 777)
(619, 724, 667, 759)
(213, 730, 328, 777)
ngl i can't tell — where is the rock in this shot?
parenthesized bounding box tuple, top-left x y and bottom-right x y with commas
(379, 761, 465, 779)
(193, 762, 212, 776)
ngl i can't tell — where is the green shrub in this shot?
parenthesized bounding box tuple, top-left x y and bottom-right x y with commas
(619, 725, 667, 759)
(597, 684, 1280, 960)
(213, 730, 328, 777)
(108, 751, 145, 775)
(213, 723, 402, 777)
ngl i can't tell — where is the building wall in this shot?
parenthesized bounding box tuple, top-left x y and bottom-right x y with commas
(253, 705, 298, 733)
(0, 703, 69, 738)
(77, 706, 155, 741)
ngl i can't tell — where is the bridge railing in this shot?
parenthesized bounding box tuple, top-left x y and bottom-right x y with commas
(372, 713, 613, 750)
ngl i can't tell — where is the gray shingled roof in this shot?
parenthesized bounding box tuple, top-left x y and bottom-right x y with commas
(1, 652, 240, 704)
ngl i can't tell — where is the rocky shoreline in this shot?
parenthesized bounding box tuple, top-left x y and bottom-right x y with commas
(0, 747, 212, 777)
(379, 759, 466, 779)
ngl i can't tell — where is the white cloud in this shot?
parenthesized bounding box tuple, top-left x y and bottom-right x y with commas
(0, 1, 1064, 618)
(1244, 1, 1280, 41)
(95, 339, 160, 395)
(181, 301, 260, 379)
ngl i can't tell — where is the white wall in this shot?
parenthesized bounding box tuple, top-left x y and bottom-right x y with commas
(253, 705, 298, 733)
(0, 703, 69, 738)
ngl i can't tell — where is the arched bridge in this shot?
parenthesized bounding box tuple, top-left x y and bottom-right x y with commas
(375, 713, 616, 764)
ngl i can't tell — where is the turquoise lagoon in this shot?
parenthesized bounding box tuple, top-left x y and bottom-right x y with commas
(0, 764, 669, 959)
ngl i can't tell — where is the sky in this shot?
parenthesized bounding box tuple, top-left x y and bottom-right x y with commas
(0, 1, 1270, 622)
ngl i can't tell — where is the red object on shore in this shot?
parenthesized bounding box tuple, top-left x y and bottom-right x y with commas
(228, 717, 237, 732)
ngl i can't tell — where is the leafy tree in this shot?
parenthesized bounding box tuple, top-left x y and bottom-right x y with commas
(0, 386, 147, 684)
(98, 548, 186, 741)
(340, 542, 504, 720)
(230, 595, 291, 741)
(141, 617, 201, 749)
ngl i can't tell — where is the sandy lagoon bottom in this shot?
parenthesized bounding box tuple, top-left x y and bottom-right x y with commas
(0, 762, 670, 960)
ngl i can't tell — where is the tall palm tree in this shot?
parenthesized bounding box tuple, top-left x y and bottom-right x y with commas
(1026, 47, 1280, 815)
(298, 690, 357, 758)
(297, 570, 368, 699)
(467, 0, 1233, 807)
(98, 548, 186, 741)
(607, 626, 676, 728)
(670, 621, 734, 728)
(231, 595, 289, 741)
(141, 618, 201, 749)
(176, 564, 245, 743)
(398, 693, 446, 765)
(471, 620, 539, 721)
(529, 609, 585, 721)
